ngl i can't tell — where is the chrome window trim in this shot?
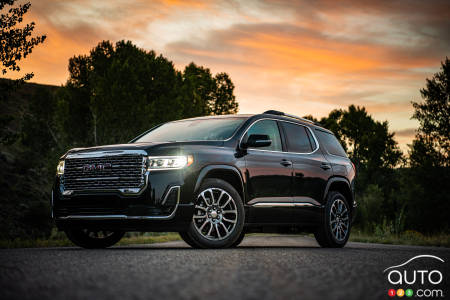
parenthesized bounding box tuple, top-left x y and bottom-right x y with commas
(326, 152, 350, 159)
(241, 118, 284, 151)
(57, 186, 181, 220)
(239, 118, 320, 155)
(314, 129, 349, 158)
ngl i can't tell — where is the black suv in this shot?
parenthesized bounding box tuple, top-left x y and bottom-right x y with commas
(53, 110, 356, 249)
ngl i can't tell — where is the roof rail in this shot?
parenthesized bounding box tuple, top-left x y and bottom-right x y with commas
(263, 110, 319, 126)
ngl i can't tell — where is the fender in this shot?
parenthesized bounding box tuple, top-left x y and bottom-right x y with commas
(323, 176, 353, 203)
(194, 164, 245, 198)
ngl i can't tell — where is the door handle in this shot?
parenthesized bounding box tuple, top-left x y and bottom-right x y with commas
(321, 163, 331, 170)
(280, 160, 292, 167)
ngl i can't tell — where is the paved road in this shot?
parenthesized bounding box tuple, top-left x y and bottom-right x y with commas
(1, 236, 449, 300)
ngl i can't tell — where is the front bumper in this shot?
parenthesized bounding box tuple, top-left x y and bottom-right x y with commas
(53, 168, 197, 231)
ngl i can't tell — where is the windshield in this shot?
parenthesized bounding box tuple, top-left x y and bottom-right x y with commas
(134, 117, 246, 142)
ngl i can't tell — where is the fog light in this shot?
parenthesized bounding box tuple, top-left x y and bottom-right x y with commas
(56, 160, 65, 175)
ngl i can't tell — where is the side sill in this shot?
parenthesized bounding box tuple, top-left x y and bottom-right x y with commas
(251, 202, 322, 208)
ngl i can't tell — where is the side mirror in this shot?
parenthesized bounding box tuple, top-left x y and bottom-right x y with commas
(243, 134, 272, 148)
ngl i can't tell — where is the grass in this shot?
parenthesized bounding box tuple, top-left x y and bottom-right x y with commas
(349, 229, 450, 248)
(0, 232, 181, 249)
(1, 230, 449, 249)
(117, 233, 181, 246)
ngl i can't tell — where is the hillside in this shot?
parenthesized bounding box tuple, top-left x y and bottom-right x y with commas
(0, 80, 60, 238)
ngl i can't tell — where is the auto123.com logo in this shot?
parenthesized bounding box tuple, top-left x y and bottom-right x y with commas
(383, 255, 445, 298)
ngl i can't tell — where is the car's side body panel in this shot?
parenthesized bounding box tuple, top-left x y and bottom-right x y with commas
(53, 113, 356, 234)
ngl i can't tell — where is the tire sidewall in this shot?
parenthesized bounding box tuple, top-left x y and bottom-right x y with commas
(324, 191, 351, 247)
(187, 178, 245, 248)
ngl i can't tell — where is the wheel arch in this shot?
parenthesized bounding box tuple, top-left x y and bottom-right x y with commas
(324, 177, 353, 209)
(194, 165, 245, 201)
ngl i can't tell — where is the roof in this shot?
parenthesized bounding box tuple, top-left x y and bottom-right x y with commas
(168, 111, 331, 133)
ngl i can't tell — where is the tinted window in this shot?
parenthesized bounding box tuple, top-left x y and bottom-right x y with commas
(245, 120, 282, 151)
(282, 122, 313, 153)
(134, 118, 245, 142)
(315, 130, 347, 157)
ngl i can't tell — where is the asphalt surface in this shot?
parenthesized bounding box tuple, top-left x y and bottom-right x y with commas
(1, 235, 449, 300)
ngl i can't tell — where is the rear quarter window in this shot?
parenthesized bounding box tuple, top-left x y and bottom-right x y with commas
(315, 129, 347, 157)
(281, 122, 314, 153)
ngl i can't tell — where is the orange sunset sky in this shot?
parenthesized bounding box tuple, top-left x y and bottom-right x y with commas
(5, 0, 450, 151)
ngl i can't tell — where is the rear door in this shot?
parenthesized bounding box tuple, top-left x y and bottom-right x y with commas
(314, 129, 353, 179)
(243, 119, 294, 224)
(280, 121, 331, 224)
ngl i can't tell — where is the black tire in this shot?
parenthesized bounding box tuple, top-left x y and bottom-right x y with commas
(65, 229, 125, 249)
(178, 231, 201, 248)
(230, 230, 246, 247)
(186, 178, 245, 249)
(314, 191, 351, 248)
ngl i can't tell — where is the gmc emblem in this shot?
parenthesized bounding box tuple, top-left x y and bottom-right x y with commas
(82, 163, 112, 172)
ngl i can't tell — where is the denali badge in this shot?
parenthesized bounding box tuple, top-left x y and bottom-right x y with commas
(82, 163, 112, 172)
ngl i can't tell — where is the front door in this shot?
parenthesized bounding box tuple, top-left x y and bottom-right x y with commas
(243, 119, 293, 223)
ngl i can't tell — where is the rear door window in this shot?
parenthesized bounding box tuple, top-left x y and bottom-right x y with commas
(281, 122, 314, 153)
(315, 130, 347, 157)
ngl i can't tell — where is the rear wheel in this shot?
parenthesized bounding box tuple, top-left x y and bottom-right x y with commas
(314, 191, 351, 248)
(65, 229, 125, 249)
(186, 178, 245, 248)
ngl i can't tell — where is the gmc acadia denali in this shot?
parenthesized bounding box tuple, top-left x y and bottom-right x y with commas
(52, 110, 356, 249)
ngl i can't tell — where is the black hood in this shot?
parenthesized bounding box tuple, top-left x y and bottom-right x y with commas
(61, 141, 224, 159)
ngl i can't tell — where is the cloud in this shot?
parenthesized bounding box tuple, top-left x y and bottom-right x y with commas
(395, 128, 417, 137)
(2, 0, 448, 150)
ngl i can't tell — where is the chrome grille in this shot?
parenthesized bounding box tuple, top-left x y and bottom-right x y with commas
(63, 154, 146, 191)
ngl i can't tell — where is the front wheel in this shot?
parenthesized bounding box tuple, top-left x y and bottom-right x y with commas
(314, 191, 351, 248)
(65, 229, 125, 249)
(185, 178, 245, 248)
(178, 231, 201, 248)
(230, 231, 246, 247)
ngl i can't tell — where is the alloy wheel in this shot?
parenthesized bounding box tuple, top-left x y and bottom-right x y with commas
(329, 199, 349, 241)
(193, 188, 238, 241)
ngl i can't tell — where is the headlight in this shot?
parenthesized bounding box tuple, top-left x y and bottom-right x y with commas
(57, 160, 65, 175)
(148, 155, 194, 170)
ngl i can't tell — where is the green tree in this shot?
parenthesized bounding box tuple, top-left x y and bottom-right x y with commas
(319, 105, 403, 172)
(356, 184, 384, 232)
(0, 0, 46, 143)
(180, 63, 238, 117)
(405, 58, 450, 233)
(21, 86, 59, 153)
(0, 85, 57, 240)
(180, 62, 215, 117)
(58, 41, 239, 147)
(57, 41, 182, 146)
(315, 105, 403, 229)
(0, 0, 46, 83)
(410, 57, 449, 167)
(211, 72, 238, 115)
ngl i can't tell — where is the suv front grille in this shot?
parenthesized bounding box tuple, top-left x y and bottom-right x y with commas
(63, 154, 146, 191)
